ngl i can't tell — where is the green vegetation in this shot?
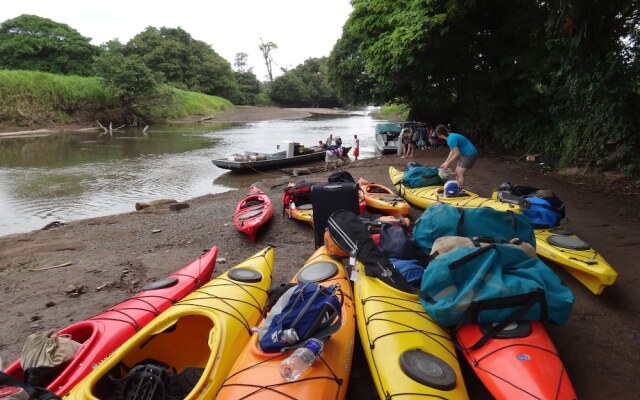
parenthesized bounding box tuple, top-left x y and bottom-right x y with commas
(2, 7, 638, 177)
(0, 15, 98, 76)
(270, 58, 342, 108)
(0, 70, 232, 126)
(0, 70, 116, 125)
(379, 103, 409, 120)
(137, 87, 233, 121)
(328, 0, 640, 177)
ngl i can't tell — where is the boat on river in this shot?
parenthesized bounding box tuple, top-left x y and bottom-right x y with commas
(212, 141, 350, 172)
(374, 123, 402, 154)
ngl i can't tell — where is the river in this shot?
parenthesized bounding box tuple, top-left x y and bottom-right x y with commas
(0, 109, 384, 236)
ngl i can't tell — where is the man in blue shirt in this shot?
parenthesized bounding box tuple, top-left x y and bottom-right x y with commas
(436, 124, 478, 189)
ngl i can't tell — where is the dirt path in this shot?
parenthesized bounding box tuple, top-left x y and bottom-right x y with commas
(1, 114, 638, 399)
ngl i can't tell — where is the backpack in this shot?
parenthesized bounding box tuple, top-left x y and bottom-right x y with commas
(419, 244, 574, 348)
(282, 181, 316, 212)
(0, 371, 60, 400)
(389, 258, 425, 287)
(328, 170, 355, 183)
(377, 224, 428, 265)
(399, 166, 444, 188)
(497, 182, 565, 226)
(523, 196, 563, 228)
(413, 203, 535, 255)
(257, 282, 342, 353)
(326, 210, 416, 293)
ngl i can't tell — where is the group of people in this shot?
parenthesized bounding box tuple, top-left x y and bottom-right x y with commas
(401, 123, 478, 189)
(322, 133, 361, 171)
(400, 125, 441, 158)
(318, 124, 477, 190)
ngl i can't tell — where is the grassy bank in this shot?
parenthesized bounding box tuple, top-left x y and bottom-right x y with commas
(0, 70, 115, 126)
(0, 70, 233, 128)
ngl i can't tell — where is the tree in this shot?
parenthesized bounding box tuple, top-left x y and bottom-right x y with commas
(329, 0, 640, 176)
(233, 70, 262, 105)
(0, 14, 98, 76)
(259, 39, 278, 82)
(270, 57, 342, 107)
(123, 27, 240, 100)
(234, 52, 251, 73)
(93, 41, 158, 107)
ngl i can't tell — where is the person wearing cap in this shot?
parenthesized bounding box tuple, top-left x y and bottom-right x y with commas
(436, 124, 478, 189)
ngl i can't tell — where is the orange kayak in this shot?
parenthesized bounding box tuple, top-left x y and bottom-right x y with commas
(456, 321, 577, 399)
(216, 246, 356, 400)
(235, 186, 273, 241)
(358, 177, 410, 217)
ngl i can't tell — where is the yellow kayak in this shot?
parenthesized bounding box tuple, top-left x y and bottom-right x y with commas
(353, 259, 469, 399)
(65, 247, 274, 400)
(288, 202, 314, 226)
(389, 166, 521, 213)
(217, 246, 356, 400)
(485, 191, 618, 295)
(534, 228, 617, 294)
(358, 177, 410, 217)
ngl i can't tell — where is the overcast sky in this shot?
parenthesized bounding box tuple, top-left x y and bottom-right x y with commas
(2, 0, 353, 81)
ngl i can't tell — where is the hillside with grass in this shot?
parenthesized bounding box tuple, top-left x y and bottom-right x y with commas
(0, 70, 233, 129)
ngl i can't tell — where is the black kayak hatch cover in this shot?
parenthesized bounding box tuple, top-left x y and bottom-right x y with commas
(480, 320, 532, 339)
(142, 277, 179, 291)
(297, 262, 338, 283)
(238, 209, 263, 220)
(228, 267, 263, 283)
(399, 349, 457, 391)
(547, 234, 590, 250)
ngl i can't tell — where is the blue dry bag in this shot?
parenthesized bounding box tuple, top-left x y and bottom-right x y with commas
(523, 196, 562, 228)
(419, 243, 574, 334)
(413, 203, 535, 255)
(400, 166, 444, 188)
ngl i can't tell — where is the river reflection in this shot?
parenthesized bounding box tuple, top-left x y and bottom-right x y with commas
(0, 110, 383, 236)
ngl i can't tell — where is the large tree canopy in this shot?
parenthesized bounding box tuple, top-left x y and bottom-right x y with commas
(123, 27, 240, 100)
(329, 0, 640, 176)
(0, 14, 98, 76)
(270, 57, 342, 108)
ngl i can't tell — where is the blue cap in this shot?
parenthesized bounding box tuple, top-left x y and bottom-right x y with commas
(305, 338, 324, 355)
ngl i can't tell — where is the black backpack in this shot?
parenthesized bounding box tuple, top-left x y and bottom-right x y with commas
(328, 170, 355, 183)
(326, 210, 415, 293)
(0, 371, 60, 400)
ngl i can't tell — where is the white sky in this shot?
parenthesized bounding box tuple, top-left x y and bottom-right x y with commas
(2, 0, 353, 81)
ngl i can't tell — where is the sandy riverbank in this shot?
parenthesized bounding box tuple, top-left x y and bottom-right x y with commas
(1, 107, 639, 399)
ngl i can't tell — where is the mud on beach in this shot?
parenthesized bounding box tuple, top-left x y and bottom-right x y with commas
(1, 108, 639, 399)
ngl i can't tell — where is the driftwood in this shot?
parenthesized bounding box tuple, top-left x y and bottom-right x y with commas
(282, 166, 325, 176)
(135, 199, 179, 211)
(198, 116, 214, 122)
(95, 121, 130, 136)
(169, 203, 190, 212)
(29, 262, 74, 272)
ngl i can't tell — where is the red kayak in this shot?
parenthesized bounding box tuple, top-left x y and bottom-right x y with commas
(3, 246, 218, 396)
(456, 321, 577, 399)
(235, 186, 273, 241)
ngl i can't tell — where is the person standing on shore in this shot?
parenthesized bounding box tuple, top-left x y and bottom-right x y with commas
(353, 134, 360, 160)
(326, 134, 335, 147)
(436, 124, 478, 188)
(400, 126, 412, 158)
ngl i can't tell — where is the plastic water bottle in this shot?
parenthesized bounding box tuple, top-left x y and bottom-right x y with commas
(279, 338, 324, 382)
